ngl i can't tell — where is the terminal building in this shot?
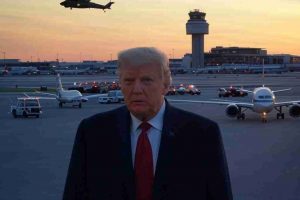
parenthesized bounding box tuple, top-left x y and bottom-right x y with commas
(2, 47, 300, 75)
(206, 46, 300, 66)
(168, 46, 300, 73)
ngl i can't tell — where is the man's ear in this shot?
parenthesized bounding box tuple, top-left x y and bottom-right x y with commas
(162, 83, 169, 95)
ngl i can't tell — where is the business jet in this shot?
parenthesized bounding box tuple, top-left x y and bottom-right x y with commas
(60, 0, 114, 11)
(169, 86, 300, 123)
(31, 74, 104, 108)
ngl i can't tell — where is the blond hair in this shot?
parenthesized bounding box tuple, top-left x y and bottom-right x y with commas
(117, 47, 172, 87)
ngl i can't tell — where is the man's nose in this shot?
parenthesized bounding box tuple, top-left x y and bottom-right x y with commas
(132, 81, 143, 93)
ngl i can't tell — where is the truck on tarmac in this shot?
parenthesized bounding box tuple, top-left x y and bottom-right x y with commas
(11, 97, 42, 118)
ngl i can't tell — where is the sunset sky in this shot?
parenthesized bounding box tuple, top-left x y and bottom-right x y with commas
(1, 0, 300, 61)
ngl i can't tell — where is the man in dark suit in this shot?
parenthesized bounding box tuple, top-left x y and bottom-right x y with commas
(63, 47, 232, 200)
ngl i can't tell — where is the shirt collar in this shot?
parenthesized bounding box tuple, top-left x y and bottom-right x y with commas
(130, 100, 166, 132)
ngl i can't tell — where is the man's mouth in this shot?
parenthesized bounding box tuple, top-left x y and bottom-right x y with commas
(131, 100, 146, 104)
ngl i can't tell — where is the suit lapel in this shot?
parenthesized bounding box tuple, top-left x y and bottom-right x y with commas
(153, 102, 179, 200)
(116, 107, 135, 200)
(115, 103, 181, 200)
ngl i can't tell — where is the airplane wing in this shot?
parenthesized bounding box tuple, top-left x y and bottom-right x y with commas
(86, 94, 107, 99)
(272, 88, 292, 93)
(23, 93, 30, 98)
(168, 99, 254, 109)
(35, 91, 58, 98)
(274, 100, 300, 107)
(24, 92, 58, 99)
(82, 93, 106, 99)
(32, 96, 57, 100)
(240, 89, 253, 93)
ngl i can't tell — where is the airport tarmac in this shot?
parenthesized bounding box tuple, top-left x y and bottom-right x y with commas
(0, 73, 300, 200)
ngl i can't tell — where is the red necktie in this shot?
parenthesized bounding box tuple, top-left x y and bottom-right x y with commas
(135, 122, 153, 200)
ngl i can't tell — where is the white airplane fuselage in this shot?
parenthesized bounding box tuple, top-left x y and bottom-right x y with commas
(57, 89, 83, 103)
(252, 87, 275, 113)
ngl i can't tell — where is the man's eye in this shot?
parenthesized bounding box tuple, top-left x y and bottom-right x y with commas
(124, 79, 134, 84)
(142, 78, 153, 83)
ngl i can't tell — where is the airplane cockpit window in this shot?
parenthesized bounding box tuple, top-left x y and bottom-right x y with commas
(265, 95, 272, 99)
(258, 95, 264, 99)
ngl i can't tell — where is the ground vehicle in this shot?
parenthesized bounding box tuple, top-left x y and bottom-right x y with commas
(166, 86, 176, 95)
(218, 88, 230, 97)
(234, 88, 248, 97)
(98, 90, 124, 104)
(79, 81, 100, 93)
(186, 84, 201, 95)
(177, 86, 186, 95)
(68, 81, 100, 93)
(11, 98, 42, 118)
(218, 87, 248, 97)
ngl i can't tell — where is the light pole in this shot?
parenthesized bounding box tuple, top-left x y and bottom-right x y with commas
(1, 51, 5, 67)
(172, 48, 174, 59)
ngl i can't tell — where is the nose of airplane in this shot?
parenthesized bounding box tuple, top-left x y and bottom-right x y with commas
(60, 1, 65, 5)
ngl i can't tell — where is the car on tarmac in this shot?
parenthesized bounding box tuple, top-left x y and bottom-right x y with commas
(218, 87, 248, 97)
(176, 86, 186, 95)
(165, 86, 176, 96)
(186, 84, 201, 95)
(68, 81, 100, 93)
(98, 90, 124, 104)
(176, 84, 201, 95)
(11, 97, 42, 118)
(218, 88, 230, 97)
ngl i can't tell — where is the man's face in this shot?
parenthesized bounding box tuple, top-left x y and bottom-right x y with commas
(120, 63, 168, 121)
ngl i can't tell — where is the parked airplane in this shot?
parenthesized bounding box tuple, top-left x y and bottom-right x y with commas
(170, 86, 300, 122)
(31, 74, 104, 108)
(60, 0, 114, 11)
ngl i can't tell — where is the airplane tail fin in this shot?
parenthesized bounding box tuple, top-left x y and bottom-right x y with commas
(56, 74, 63, 91)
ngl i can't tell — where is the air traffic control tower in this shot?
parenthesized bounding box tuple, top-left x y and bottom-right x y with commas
(186, 9, 209, 68)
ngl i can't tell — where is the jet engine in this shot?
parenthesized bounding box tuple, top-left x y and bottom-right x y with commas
(289, 104, 300, 118)
(226, 104, 239, 118)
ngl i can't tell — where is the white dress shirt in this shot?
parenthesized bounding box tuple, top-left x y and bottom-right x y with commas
(130, 100, 166, 174)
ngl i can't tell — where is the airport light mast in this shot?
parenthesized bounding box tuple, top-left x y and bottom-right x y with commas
(186, 9, 209, 68)
(2, 51, 5, 68)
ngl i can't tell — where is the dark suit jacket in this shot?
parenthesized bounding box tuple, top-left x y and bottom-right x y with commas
(63, 101, 232, 200)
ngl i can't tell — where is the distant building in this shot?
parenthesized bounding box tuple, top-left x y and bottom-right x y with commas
(103, 60, 118, 74)
(204, 46, 300, 66)
(211, 46, 267, 55)
(55, 61, 104, 75)
(2, 46, 300, 75)
(0, 59, 20, 66)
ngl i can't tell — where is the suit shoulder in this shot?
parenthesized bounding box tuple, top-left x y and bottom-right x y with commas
(170, 105, 218, 128)
(80, 105, 128, 128)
